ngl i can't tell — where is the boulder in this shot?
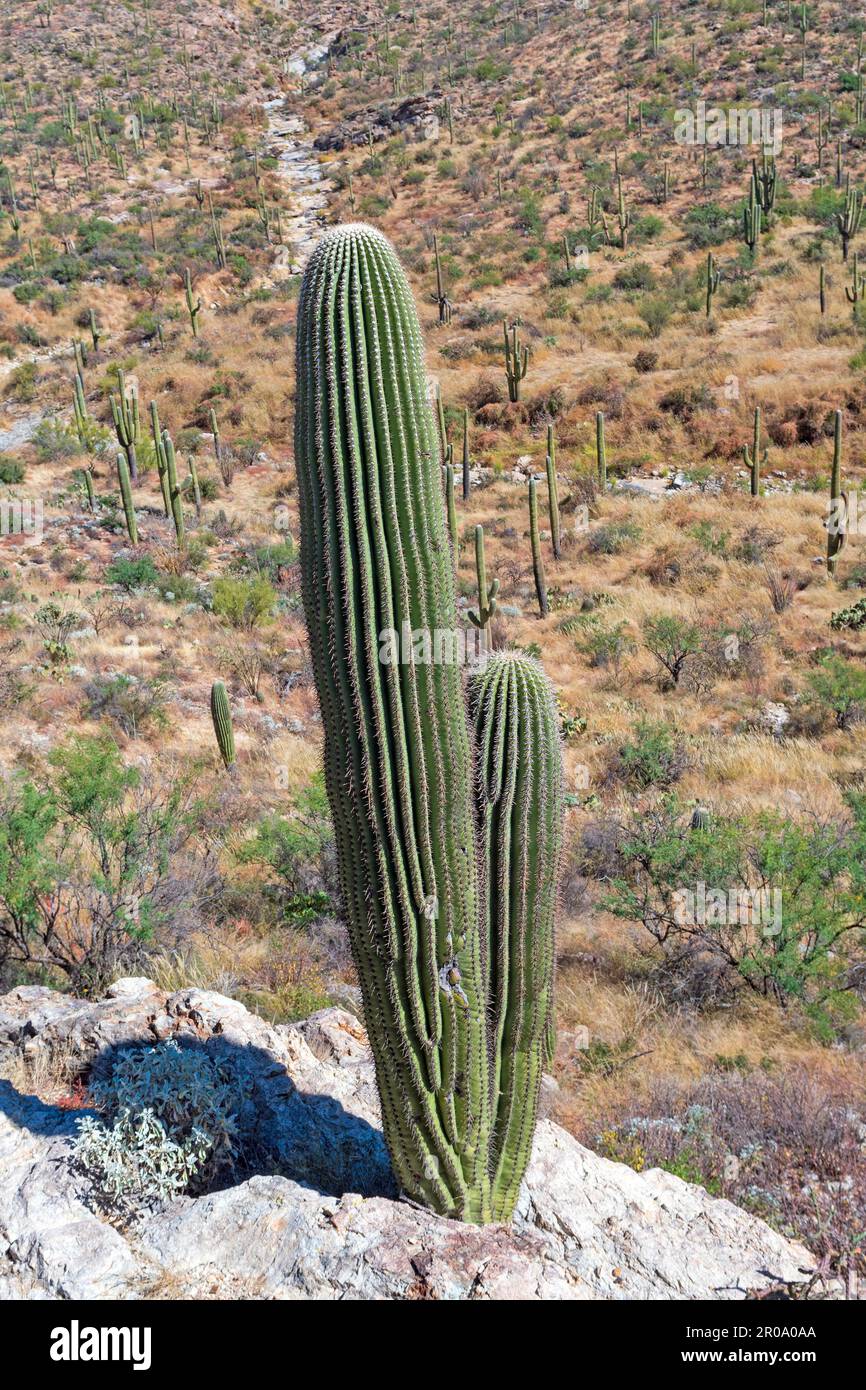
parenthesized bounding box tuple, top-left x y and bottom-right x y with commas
(0, 984, 817, 1300)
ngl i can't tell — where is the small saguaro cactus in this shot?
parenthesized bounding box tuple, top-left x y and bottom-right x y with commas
(461, 406, 471, 501)
(294, 224, 563, 1223)
(827, 408, 847, 578)
(546, 445, 561, 559)
(752, 153, 776, 216)
(433, 233, 452, 324)
(115, 451, 138, 544)
(743, 406, 768, 497)
(81, 467, 95, 510)
(184, 266, 202, 336)
(444, 460, 458, 553)
(161, 428, 186, 549)
(109, 371, 140, 482)
(188, 456, 202, 516)
(743, 184, 761, 255)
(88, 307, 101, 352)
(529, 475, 549, 617)
(150, 401, 171, 516)
(690, 804, 711, 832)
(836, 184, 864, 262)
(616, 174, 631, 249)
(467, 524, 499, 630)
(596, 409, 607, 489)
(705, 251, 721, 317)
(845, 251, 866, 310)
(819, 263, 826, 315)
(210, 680, 236, 769)
(72, 371, 89, 446)
(502, 319, 529, 402)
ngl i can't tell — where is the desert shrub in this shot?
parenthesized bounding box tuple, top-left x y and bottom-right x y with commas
(0, 454, 25, 483)
(590, 1068, 866, 1285)
(236, 775, 336, 923)
(212, 575, 276, 629)
(75, 1040, 250, 1211)
(83, 674, 168, 737)
(606, 719, 688, 788)
(585, 521, 641, 555)
(806, 654, 866, 729)
(4, 360, 37, 402)
(583, 797, 866, 1026)
(576, 617, 635, 677)
(642, 614, 703, 687)
(632, 349, 658, 373)
(830, 595, 866, 630)
(613, 261, 656, 292)
(33, 600, 83, 666)
(104, 555, 159, 591)
(0, 736, 215, 994)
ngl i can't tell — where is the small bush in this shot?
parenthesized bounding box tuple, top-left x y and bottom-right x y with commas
(607, 718, 688, 788)
(75, 1040, 250, 1211)
(0, 454, 25, 484)
(212, 575, 276, 629)
(105, 555, 159, 591)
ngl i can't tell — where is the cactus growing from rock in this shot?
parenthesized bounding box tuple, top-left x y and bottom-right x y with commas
(210, 680, 235, 769)
(115, 451, 137, 543)
(743, 406, 767, 497)
(294, 224, 563, 1223)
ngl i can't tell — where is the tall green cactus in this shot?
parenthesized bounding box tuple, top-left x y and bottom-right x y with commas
(836, 183, 863, 262)
(596, 409, 607, 489)
(468, 524, 499, 630)
(705, 250, 721, 317)
(529, 475, 549, 618)
(743, 406, 767, 497)
(503, 320, 529, 402)
(827, 408, 847, 578)
(210, 680, 236, 768)
(294, 224, 563, 1223)
(109, 371, 140, 482)
(184, 266, 202, 336)
(115, 451, 138, 543)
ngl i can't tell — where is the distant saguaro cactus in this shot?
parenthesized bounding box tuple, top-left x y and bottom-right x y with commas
(210, 681, 235, 768)
(294, 224, 563, 1223)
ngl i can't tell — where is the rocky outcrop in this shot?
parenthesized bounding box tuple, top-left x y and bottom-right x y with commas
(0, 981, 817, 1300)
(313, 92, 443, 152)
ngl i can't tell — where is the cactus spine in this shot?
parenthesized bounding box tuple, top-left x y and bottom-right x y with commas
(115, 451, 138, 543)
(468, 524, 499, 630)
(827, 408, 847, 578)
(210, 680, 236, 768)
(743, 406, 767, 496)
(294, 225, 562, 1222)
(503, 320, 529, 402)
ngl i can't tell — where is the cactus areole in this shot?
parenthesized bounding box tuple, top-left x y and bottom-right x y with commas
(294, 224, 563, 1223)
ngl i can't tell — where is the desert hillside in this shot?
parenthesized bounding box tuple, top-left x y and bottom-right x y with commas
(0, 0, 864, 1293)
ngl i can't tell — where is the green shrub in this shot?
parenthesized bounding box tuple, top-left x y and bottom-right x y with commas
(105, 555, 159, 591)
(212, 575, 276, 629)
(608, 718, 687, 788)
(806, 654, 866, 729)
(0, 454, 25, 484)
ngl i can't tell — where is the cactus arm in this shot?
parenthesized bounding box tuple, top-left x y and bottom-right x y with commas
(210, 680, 236, 768)
(469, 652, 563, 1221)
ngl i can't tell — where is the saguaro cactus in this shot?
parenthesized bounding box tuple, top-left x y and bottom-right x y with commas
(502, 319, 529, 402)
(184, 266, 202, 336)
(115, 451, 138, 543)
(528, 475, 549, 617)
(743, 406, 767, 496)
(109, 371, 140, 482)
(705, 251, 721, 317)
(210, 680, 236, 768)
(827, 408, 847, 578)
(294, 224, 563, 1223)
(468, 524, 499, 630)
(836, 184, 864, 262)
